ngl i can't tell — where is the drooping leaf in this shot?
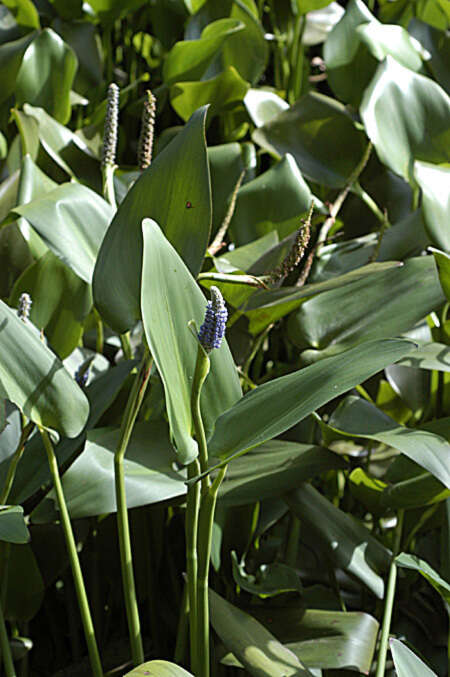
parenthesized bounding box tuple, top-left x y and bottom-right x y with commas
(0, 32, 35, 106)
(94, 107, 212, 333)
(140, 219, 241, 464)
(232, 553, 303, 597)
(396, 552, 450, 604)
(253, 92, 367, 188)
(0, 299, 89, 437)
(12, 183, 114, 283)
(16, 29, 78, 124)
(360, 57, 450, 182)
(0, 506, 29, 544)
(327, 395, 450, 489)
(124, 660, 194, 676)
(286, 484, 390, 597)
(390, 638, 438, 677)
(210, 588, 314, 676)
(208, 339, 415, 463)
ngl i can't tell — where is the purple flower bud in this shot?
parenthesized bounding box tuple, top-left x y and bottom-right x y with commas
(198, 286, 227, 352)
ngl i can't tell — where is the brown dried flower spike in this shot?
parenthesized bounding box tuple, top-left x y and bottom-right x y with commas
(269, 201, 314, 285)
(138, 89, 156, 170)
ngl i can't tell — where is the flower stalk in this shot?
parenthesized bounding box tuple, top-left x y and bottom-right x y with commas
(101, 83, 119, 209)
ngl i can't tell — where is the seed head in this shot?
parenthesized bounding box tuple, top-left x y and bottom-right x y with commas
(138, 89, 156, 170)
(269, 202, 314, 285)
(101, 83, 119, 167)
(17, 293, 32, 322)
(198, 287, 227, 352)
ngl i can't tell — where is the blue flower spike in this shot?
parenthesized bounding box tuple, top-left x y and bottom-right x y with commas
(198, 286, 228, 353)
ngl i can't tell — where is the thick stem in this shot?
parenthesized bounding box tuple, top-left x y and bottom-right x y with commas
(375, 509, 404, 677)
(0, 422, 34, 505)
(0, 600, 16, 677)
(101, 164, 117, 210)
(186, 461, 201, 675)
(120, 332, 133, 360)
(196, 467, 227, 677)
(39, 427, 103, 677)
(114, 350, 152, 666)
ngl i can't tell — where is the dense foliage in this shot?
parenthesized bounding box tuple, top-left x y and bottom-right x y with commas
(0, 0, 449, 676)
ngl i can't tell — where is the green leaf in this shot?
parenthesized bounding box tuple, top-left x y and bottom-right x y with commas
(238, 606, 379, 673)
(382, 471, 449, 509)
(390, 639, 438, 677)
(232, 553, 303, 597)
(218, 440, 346, 507)
(10, 251, 92, 358)
(221, 0, 268, 85)
(287, 256, 444, 358)
(2, 544, 44, 621)
(0, 506, 29, 544)
(253, 92, 366, 188)
(16, 29, 78, 125)
(396, 340, 450, 372)
(208, 141, 246, 236)
(324, 0, 422, 107)
(286, 484, 391, 597)
(12, 183, 114, 283)
(0, 299, 89, 437)
(244, 88, 289, 127)
(52, 19, 103, 96)
(349, 467, 387, 515)
(124, 660, 194, 676)
(414, 161, 450, 252)
(163, 18, 244, 84)
(360, 57, 450, 183)
(229, 154, 313, 246)
(94, 107, 211, 333)
(32, 422, 186, 521)
(0, 32, 35, 106)
(429, 248, 450, 301)
(208, 339, 415, 463)
(396, 552, 450, 604)
(210, 588, 314, 676)
(170, 66, 249, 122)
(140, 219, 241, 464)
(1, 0, 39, 28)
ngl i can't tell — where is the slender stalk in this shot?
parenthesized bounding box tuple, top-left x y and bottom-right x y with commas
(114, 350, 152, 666)
(196, 467, 227, 677)
(93, 308, 104, 355)
(375, 509, 404, 677)
(185, 462, 200, 675)
(39, 427, 103, 677)
(209, 169, 246, 256)
(0, 422, 34, 505)
(0, 600, 16, 677)
(120, 332, 133, 360)
(190, 347, 210, 486)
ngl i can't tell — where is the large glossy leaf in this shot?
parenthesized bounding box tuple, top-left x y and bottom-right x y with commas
(287, 256, 444, 358)
(0, 299, 89, 437)
(221, 0, 268, 85)
(429, 248, 450, 301)
(10, 251, 92, 358)
(52, 19, 103, 96)
(12, 183, 114, 283)
(16, 29, 77, 124)
(286, 484, 391, 597)
(253, 92, 366, 188)
(414, 161, 450, 252)
(328, 395, 450, 488)
(94, 107, 211, 333)
(2, 543, 44, 621)
(382, 470, 449, 510)
(141, 219, 241, 464)
(163, 18, 243, 84)
(2, 0, 39, 28)
(241, 606, 379, 673)
(32, 422, 186, 522)
(210, 588, 314, 676)
(124, 660, 194, 676)
(324, 0, 422, 107)
(0, 32, 35, 106)
(244, 88, 289, 127)
(396, 340, 450, 371)
(208, 339, 415, 463)
(217, 440, 346, 507)
(230, 154, 313, 245)
(208, 141, 245, 235)
(170, 66, 249, 122)
(390, 638, 438, 677)
(0, 506, 29, 543)
(360, 57, 450, 182)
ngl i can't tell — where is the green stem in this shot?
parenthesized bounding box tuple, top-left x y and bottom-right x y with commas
(39, 427, 103, 677)
(0, 422, 34, 505)
(93, 308, 104, 355)
(186, 459, 200, 675)
(120, 332, 133, 360)
(101, 164, 117, 210)
(190, 346, 210, 485)
(114, 350, 152, 666)
(375, 509, 404, 677)
(196, 466, 227, 677)
(0, 600, 16, 677)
